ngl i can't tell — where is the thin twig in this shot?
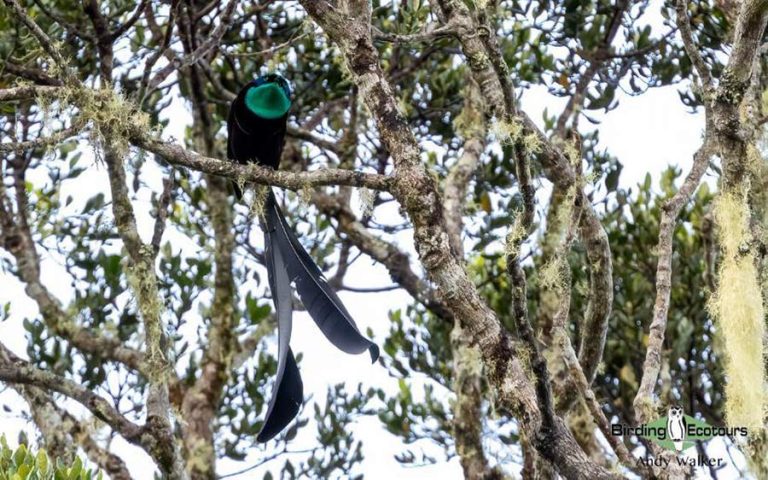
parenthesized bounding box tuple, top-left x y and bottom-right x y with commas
(0, 343, 143, 442)
(109, 0, 149, 41)
(2, 0, 65, 66)
(633, 134, 713, 424)
(144, 0, 237, 93)
(0, 124, 81, 154)
(675, 0, 713, 89)
(150, 173, 175, 255)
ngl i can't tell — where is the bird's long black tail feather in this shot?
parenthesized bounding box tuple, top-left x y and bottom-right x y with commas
(265, 190, 379, 362)
(257, 189, 379, 442)
(257, 215, 303, 442)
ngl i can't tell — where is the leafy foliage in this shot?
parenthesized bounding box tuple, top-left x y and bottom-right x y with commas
(0, 437, 102, 480)
(0, 0, 741, 477)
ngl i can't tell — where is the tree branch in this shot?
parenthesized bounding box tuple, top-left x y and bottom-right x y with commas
(132, 135, 394, 191)
(0, 343, 143, 443)
(633, 135, 713, 424)
(0, 164, 147, 375)
(439, 0, 614, 447)
(144, 0, 237, 94)
(311, 191, 450, 319)
(2, 61, 63, 86)
(178, 52, 238, 478)
(102, 139, 184, 479)
(0, 85, 60, 102)
(576, 204, 613, 385)
(372, 21, 456, 44)
(676, 0, 714, 89)
(298, 1, 619, 477)
(109, 0, 149, 41)
(0, 124, 82, 154)
(443, 80, 485, 258)
(1, 0, 65, 66)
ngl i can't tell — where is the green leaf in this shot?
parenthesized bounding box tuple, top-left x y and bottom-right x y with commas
(15, 464, 29, 480)
(67, 457, 81, 480)
(35, 451, 48, 475)
(12, 444, 26, 467)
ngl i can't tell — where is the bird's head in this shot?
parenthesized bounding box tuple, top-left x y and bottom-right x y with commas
(244, 73, 292, 119)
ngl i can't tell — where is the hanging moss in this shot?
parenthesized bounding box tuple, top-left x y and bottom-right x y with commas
(453, 338, 484, 381)
(521, 132, 542, 155)
(299, 181, 313, 205)
(504, 215, 527, 260)
(709, 192, 766, 431)
(453, 83, 484, 140)
(490, 118, 523, 146)
(82, 87, 151, 157)
(234, 172, 248, 198)
(184, 436, 213, 476)
(563, 140, 581, 169)
(247, 184, 269, 222)
(538, 185, 577, 295)
(34, 84, 153, 160)
(125, 253, 168, 382)
(515, 342, 536, 385)
(358, 187, 375, 218)
(539, 256, 567, 291)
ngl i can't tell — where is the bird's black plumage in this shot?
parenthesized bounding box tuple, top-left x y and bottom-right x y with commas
(227, 77, 288, 198)
(227, 74, 379, 443)
(227, 89, 287, 170)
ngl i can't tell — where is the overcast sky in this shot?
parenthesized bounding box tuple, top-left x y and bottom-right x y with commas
(0, 72, 712, 478)
(0, 0, 729, 474)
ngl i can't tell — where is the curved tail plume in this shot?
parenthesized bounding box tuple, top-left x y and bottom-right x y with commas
(257, 190, 378, 442)
(258, 215, 303, 442)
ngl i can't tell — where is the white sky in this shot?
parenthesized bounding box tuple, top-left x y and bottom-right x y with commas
(0, 6, 741, 477)
(0, 78, 719, 479)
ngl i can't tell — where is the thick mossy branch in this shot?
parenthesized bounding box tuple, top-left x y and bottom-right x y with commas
(746, 430, 768, 478)
(710, 192, 766, 430)
(538, 185, 578, 296)
(504, 215, 527, 261)
(452, 325, 508, 480)
(7, 84, 392, 192)
(125, 250, 168, 383)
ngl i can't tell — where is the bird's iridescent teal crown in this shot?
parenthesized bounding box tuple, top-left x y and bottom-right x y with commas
(244, 73, 292, 119)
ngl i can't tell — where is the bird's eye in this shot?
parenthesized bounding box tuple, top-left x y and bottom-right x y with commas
(251, 74, 292, 99)
(274, 77, 292, 98)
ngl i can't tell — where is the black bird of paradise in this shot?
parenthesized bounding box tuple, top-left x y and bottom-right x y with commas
(227, 73, 379, 442)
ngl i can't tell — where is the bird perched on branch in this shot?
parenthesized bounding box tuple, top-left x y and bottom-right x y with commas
(227, 73, 379, 442)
